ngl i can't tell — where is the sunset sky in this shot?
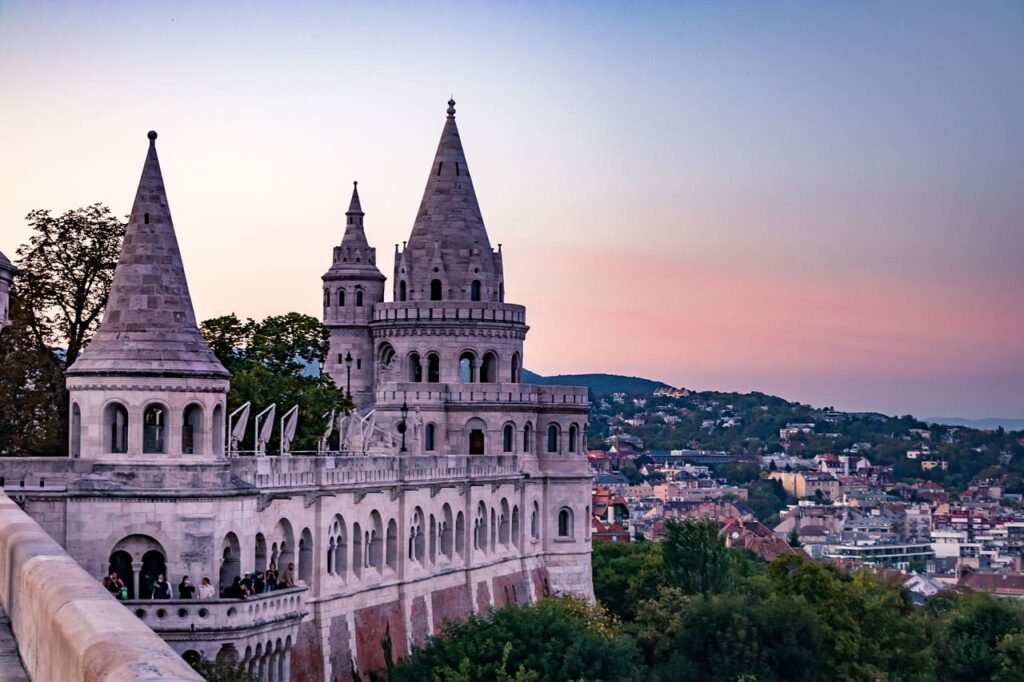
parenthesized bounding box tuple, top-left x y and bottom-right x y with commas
(1, 1, 1021, 419)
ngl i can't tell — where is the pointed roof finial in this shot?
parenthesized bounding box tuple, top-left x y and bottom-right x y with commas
(148, 130, 158, 141)
(447, 97, 456, 118)
(347, 180, 363, 215)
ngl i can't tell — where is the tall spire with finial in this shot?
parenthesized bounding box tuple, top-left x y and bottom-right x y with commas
(401, 97, 499, 299)
(67, 131, 228, 378)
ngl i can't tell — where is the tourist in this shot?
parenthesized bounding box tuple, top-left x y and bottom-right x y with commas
(178, 575, 195, 599)
(253, 571, 266, 595)
(151, 574, 172, 599)
(224, 576, 246, 600)
(241, 572, 254, 596)
(279, 562, 295, 588)
(265, 562, 278, 592)
(114, 576, 129, 601)
(103, 572, 117, 596)
(198, 577, 215, 599)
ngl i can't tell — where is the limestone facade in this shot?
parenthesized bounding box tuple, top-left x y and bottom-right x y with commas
(0, 102, 592, 681)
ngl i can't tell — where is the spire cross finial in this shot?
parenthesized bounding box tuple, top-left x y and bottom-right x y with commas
(446, 97, 456, 118)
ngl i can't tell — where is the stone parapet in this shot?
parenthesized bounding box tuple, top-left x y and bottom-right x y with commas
(371, 301, 526, 326)
(375, 383, 588, 409)
(0, 492, 201, 681)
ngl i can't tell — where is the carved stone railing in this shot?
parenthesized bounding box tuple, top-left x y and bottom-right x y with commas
(125, 586, 306, 638)
(375, 383, 589, 408)
(372, 301, 526, 325)
(230, 454, 522, 492)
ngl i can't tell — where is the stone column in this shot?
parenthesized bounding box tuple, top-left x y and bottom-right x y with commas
(280, 649, 290, 681)
(267, 652, 278, 682)
(131, 560, 142, 599)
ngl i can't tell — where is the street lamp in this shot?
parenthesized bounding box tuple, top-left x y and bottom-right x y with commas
(398, 398, 409, 454)
(344, 351, 353, 400)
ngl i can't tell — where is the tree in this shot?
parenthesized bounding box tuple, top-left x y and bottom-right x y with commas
(0, 295, 67, 455)
(14, 204, 126, 366)
(661, 519, 736, 595)
(591, 540, 667, 622)
(200, 313, 350, 452)
(188, 654, 253, 681)
(787, 528, 803, 548)
(389, 597, 644, 682)
(937, 592, 1024, 681)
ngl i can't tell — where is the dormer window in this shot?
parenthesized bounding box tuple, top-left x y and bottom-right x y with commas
(430, 279, 443, 301)
(470, 280, 481, 302)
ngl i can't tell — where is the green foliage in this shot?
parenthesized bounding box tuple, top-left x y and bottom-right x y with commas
(390, 596, 644, 682)
(661, 518, 737, 595)
(200, 313, 350, 452)
(188, 655, 253, 681)
(936, 591, 1024, 681)
(0, 204, 125, 455)
(591, 540, 666, 622)
(715, 461, 763, 485)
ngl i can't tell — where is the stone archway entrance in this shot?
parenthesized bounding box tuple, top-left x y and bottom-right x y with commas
(110, 534, 167, 600)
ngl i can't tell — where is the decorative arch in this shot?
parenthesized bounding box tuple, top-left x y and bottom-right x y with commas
(409, 507, 425, 563)
(71, 402, 81, 458)
(441, 503, 454, 559)
(502, 423, 515, 453)
(458, 350, 477, 384)
(546, 423, 560, 454)
(385, 518, 398, 571)
(408, 352, 423, 382)
(142, 401, 169, 454)
(499, 498, 511, 547)
(426, 353, 441, 383)
(369, 511, 384, 571)
(474, 502, 487, 552)
(331, 515, 348, 579)
(466, 417, 487, 455)
(511, 505, 521, 549)
(480, 351, 498, 383)
(181, 403, 203, 454)
(298, 528, 313, 584)
(455, 511, 466, 557)
(212, 403, 224, 455)
(220, 532, 242, 591)
(558, 507, 574, 538)
(103, 400, 129, 454)
(531, 501, 540, 539)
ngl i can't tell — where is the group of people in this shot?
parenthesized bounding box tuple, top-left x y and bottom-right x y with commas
(222, 562, 296, 599)
(103, 572, 216, 601)
(102, 562, 297, 602)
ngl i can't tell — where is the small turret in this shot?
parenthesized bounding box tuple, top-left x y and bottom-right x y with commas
(322, 182, 386, 409)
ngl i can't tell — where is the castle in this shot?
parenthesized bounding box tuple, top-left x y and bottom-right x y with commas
(0, 100, 593, 680)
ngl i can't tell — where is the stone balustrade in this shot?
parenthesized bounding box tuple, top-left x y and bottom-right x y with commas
(375, 383, 589, 407)
(127, 586, 306, 638)
(231, 454, 521, 491)
(372, 301, 526, 325)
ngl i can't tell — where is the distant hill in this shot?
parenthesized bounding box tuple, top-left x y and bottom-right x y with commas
(925, 417, 1024, 431)
(523, 371, 670, 396)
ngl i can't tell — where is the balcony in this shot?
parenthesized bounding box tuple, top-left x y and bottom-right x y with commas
(230, 454, 522, 492)
(372, 301, 526, 325)
(125, 586, 306, 642)
(375, 383, 588, 409)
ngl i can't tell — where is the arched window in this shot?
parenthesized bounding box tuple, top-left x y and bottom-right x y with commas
(568, 424, 578, 453)
(332, 516, 347, 578)
(105, 403, 129, 454)
(441, 504, 454, 559)
(455, 512, 465, 557)
(427, 353, 440, 383)
(323, 290, 329, 307)
(547, 424, 559, 454)
(523, 423, 532, 453)
(502, 424, 514, 453)
(355, 289, 364, 307)
(532, 501, 540, 539)
(143, 404, 166, 454)
(212, 403, 224, 455)
(351, 522, 363, 578)
(386, 519, 398, 571)
(430, 279, 443, 301)
(499, 499, 510, 546)
(378, 343, 396, 369)
(474, 502, 487, 551)
(558, 508, 573, 538)
(71, 403, 81, 458)
(298, 528, 313, 584)
(408, 353, 422, 382)
(458, 351, 476, 383)
(399, 281, 407, 301)
(424, 424, 436, 451)
(480, 352, 497, 383)
(182, 404, 203, 454)
(467, 418, 486, 455)
(337, 289, 345, 306)
(470, 280, 481, 301)
(511, 353, 521, 383)
(511, 506, 520, 549)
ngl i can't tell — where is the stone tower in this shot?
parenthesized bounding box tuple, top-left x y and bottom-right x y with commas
(0, 250, 15, 332)
(322, 182, 386, 409)
(65, 131, 230, 460)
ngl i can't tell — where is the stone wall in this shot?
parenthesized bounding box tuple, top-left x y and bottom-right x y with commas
(0, 492, 201, 682)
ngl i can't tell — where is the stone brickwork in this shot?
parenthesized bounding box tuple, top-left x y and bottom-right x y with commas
(327, 614, 353, 682)
(353, 601, 407, 673)
(430, 583, 472, 632)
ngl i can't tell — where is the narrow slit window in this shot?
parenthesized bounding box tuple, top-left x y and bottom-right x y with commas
(437, 162, 443, 176)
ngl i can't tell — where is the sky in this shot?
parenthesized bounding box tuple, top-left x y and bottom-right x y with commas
(1, 1, 1022, 419)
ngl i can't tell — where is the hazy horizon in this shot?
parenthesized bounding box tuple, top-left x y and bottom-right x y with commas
(1, 1, 1021, 419)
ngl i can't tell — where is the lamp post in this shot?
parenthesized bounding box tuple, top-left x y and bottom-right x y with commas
(398, 398, 409, 454)
(344, 351, 353, 400)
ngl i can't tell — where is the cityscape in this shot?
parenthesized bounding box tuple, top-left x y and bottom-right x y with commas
(1, 2, 1022, 681)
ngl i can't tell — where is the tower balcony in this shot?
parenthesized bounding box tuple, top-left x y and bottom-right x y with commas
(374, 382, 589, 411)
(371, 301, 527, 327)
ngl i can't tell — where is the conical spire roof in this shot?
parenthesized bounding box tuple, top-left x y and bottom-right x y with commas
(67, 131, 228, 379)
(324, 181, 383, 281)
(406, 99, 494, 259)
